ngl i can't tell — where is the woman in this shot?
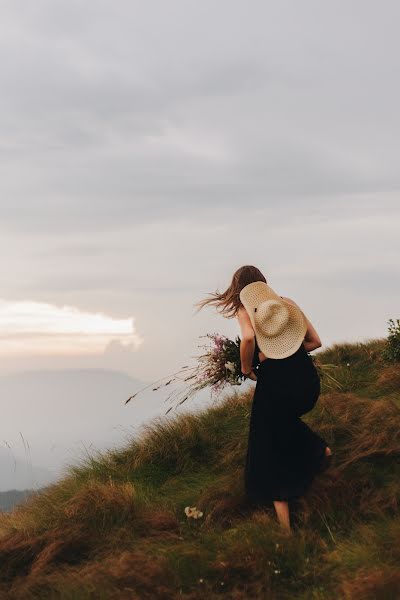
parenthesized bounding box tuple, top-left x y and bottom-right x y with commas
(195, 265, 332, 533)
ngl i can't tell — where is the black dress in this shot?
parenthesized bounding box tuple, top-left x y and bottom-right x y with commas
(245, 336, 328, 504)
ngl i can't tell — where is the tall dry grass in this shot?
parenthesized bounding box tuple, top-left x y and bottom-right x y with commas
(0, 338, 398, 599)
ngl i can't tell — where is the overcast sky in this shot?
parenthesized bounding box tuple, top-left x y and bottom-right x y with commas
(0, 0, 399, 387)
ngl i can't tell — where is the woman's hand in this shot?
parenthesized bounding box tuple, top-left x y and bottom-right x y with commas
(243, 369, 257, 381)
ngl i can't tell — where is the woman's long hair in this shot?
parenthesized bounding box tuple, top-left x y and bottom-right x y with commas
(194, 265, 267, 318)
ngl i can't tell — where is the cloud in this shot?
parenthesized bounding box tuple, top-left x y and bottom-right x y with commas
(0, 0, 398, 380)
(0, 0, 399, 236)
(0, 300, 143, 356)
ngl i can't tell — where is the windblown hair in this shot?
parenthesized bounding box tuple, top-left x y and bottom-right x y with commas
(194, 265, 267, 319)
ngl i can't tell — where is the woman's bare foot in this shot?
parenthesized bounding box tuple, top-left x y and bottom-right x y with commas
(273, 500, 291, 533)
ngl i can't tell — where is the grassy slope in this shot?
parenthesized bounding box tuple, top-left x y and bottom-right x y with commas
(0, 338, 399, 600)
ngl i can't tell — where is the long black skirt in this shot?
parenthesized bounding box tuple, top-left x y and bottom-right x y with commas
(245, 342, 328, 504)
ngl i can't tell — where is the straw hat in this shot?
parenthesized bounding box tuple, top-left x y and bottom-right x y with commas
(239, 281, 308, 359)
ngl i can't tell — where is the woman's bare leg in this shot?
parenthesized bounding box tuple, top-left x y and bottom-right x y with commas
(325, 446, 332, 456)
(273, 500, 291, 533)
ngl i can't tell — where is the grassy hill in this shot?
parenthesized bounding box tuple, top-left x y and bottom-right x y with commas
(0, 338, 399, 599)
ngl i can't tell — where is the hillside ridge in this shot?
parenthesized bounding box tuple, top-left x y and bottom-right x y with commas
(0, 337, 399, 599)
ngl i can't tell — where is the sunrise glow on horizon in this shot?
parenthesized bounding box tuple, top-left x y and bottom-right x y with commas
(0, 300, 143, 356)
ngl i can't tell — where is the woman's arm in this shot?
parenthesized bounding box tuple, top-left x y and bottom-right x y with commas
(236, 307, 256, 375)
(281, 297, 322, 353)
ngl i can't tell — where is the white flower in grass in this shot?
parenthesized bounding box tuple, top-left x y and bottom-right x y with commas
(184, 505, 203, 519)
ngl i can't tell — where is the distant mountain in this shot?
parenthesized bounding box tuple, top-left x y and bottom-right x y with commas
(0, 447, 54, 491)
(0, 489, 35, 512)
(0, 368, 171, 490)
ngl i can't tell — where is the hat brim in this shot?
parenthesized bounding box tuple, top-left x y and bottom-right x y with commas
(239, 282, 307, 359)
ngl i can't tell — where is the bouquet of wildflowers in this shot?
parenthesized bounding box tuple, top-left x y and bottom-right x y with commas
(124, 333, 343, 413)
(125, 333, 246, 414)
